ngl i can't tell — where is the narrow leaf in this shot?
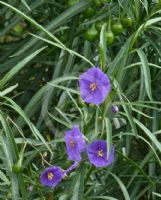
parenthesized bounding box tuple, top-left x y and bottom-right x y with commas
(110, 172, 130, 200)
(136, 49, 153, 100)
(104, 117, 112, 159)
(99, 23, 107, 70)
(0, 46, 47, 88)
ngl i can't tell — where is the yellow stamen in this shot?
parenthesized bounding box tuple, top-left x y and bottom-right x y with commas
(70, 140, 75, 148)
(47, 172, 54, 180)
(90, 83, 96, 91)
(97, 149, 104, 157)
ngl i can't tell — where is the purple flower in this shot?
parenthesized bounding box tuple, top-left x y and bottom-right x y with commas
(111, 105, 119, 113)
(40, 166, 64, 188)
(79, 67, 111, 105)
(87, 140, 114, 167)
(64, 125, 86, 162)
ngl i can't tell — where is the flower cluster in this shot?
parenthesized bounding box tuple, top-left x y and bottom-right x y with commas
(40, 125, 114, 188)
(40, 67, 115, 189)
(65, 125, 114, 167)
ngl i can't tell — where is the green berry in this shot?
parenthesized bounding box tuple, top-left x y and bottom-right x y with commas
(105, 30, 115, 45)
(111, 22, 124, 35)
(83, 7, 96, 19)
(101, 0, 111, 3)
(121, 17, 133, 28)
(67, 0, 79, 7)
(85, 26, 99, 42)
(93, 0, 103, 7)
(78, 97, 85, 108)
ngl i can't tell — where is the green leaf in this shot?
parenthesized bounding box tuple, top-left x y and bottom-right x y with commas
(134, 118, 161, 152)
(116, 143, 156, 189)
(48, 112, 72, 129)
(89, 196, 118, 200)
(108, 36, 132, 77)
(145, 17, 161, 27)
(30, 33, 94, 66)
(99, 23, 107, 71)
(110, 173, 130, 200)
(136, 49, 153, 101)
(0, 113, 27, 199)
(0, 1, 93, 67)
(152, 192, 161, 198)
(71, 167, 85, 200)
(114, 79, 138, 135)
(0, 46, 47, 88)
(0, 170, 10, 185)
(0, 135, 20, 200)
(104, 117, 112, 158)
(0, 1, 65, 49)
(2, 97, 52, 154)
(20, 0, 31, 11)
(16, 76, 78, 129)
(0, 84, 18, 96)
(0, 113, 19, 162)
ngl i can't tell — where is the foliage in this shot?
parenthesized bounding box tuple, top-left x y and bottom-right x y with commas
(0, 0, 161, 199)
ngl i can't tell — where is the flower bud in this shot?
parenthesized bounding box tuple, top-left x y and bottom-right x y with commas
(111, 105, 119, 113)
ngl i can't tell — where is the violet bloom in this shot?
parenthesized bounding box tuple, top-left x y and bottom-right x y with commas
(64, 125, 86, 162)
(40, 166, 64, 188)
(87, 140, 114, 168)
(79, 67, 111, 105)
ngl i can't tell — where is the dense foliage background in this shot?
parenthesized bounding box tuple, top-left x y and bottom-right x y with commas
(0, 0, 161, 199)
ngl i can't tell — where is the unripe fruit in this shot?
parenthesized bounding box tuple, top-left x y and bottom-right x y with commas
(101, 0, 111, 3)
(105, 30, 115, 45)
(85, 26, 99, 42)
(121, 17, 133, 28)
(67, 0, 79, 7)
(83, 7, 96, 19)
(93, 0, 103, 7)
(111, 22, 124, 35)
(78, 97, 86, 108)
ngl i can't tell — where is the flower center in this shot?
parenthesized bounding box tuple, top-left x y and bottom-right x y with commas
(70, 140, 75, 148)
(47, 172, 54, 180)
(90, 83, 96, 92)
(97, 149, 104, 157)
